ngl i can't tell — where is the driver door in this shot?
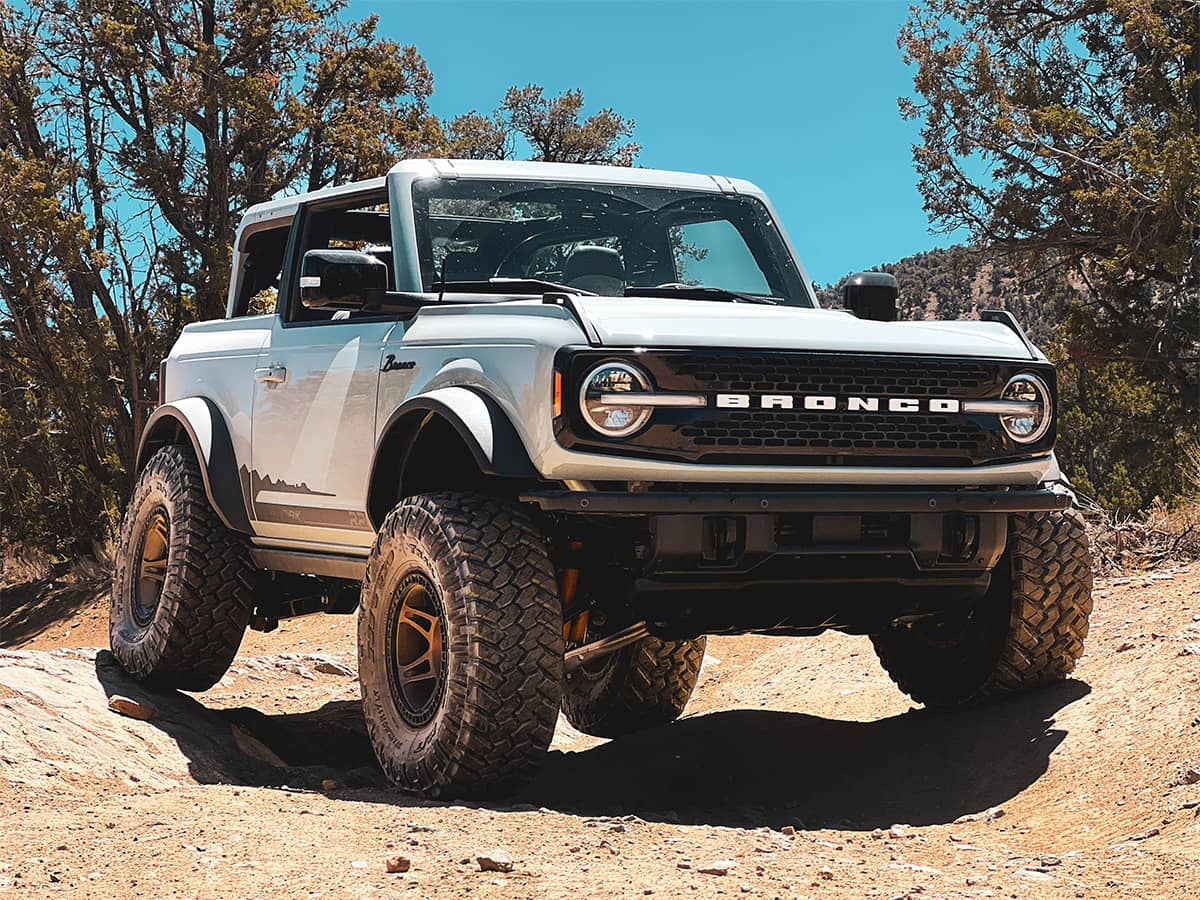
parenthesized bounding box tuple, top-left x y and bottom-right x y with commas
(249, 190, 400, 550)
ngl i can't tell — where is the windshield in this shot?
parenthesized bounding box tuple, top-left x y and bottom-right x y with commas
(411, 178, 813, 306)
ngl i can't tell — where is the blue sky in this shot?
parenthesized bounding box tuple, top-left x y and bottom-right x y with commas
(355, 0, 964, 285)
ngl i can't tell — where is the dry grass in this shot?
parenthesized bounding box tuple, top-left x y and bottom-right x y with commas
(0, 542, 112, 591)
(1081, 497, 1200, 575)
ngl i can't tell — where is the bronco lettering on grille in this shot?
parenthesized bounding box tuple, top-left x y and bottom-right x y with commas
(714, 394, 962, 413)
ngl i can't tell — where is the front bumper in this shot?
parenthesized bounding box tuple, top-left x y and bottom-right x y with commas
(531, 446, 1065, 487)
(520, 486, 1072, 515)
(522, 484, 1074, 637)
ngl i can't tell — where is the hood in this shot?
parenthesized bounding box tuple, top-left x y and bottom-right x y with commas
(572, 296, 1038, 360)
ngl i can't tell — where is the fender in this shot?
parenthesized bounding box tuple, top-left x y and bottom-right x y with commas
(136, 398, 253, 534)
(367, 387, 538, 529)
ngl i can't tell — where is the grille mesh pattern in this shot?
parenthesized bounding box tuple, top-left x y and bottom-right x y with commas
(673, 354, 1000, 398)
(681, 411, 985, 454)
(664, 353, 1008, 464)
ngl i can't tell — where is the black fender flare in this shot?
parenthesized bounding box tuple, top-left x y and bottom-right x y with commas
(366, 387, 537, 530)
(136, 398, 253, 534)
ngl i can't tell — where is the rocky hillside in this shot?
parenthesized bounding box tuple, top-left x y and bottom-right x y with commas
(816, 246, 1074, 345)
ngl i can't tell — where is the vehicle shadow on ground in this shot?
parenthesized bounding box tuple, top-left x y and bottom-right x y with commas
(109, 650, 1088, 831)
(519, 681, 1090, 829)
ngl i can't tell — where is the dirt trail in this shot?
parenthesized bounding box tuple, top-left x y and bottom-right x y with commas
(2, 564, 1199, 898)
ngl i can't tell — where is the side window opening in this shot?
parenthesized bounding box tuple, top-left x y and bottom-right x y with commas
(232, 223, 292, 317)
(288, 193, 392, 324)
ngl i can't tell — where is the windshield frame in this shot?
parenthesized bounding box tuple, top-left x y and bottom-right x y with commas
(409, 176, 816, 308)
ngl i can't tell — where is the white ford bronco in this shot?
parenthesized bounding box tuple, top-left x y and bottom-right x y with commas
(111, 159, 1093, 797)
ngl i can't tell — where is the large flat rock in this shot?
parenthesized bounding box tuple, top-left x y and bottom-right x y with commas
(0, 649, 283, 790)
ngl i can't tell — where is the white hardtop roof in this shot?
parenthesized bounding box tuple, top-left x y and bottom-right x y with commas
(238, 159, 766, 226)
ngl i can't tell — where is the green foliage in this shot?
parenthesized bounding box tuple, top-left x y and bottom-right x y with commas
(898, 0, 1200, 515)
(0, 0, 639, 557)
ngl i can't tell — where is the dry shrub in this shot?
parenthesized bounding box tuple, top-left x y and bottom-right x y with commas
(0, 548, 54, 585)
(1, 542, 112, 591)
(1081, 496, 1200, 575)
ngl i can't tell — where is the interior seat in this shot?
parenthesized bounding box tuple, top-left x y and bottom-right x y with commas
(563, 246, 625, 295)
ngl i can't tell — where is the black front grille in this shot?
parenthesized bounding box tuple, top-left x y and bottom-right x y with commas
(681, 411, 985, 454)
(556, 349, 1056, 467)
(673, 354, 1000, 398)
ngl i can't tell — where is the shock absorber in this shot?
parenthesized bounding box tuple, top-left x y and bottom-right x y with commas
(559, 539, 589, 644)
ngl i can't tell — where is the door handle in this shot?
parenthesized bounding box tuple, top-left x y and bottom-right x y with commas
(254, 365, 287, 385)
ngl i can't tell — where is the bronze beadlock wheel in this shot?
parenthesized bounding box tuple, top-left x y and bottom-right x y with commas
(358, 492, 563, 798)
(110, 444, 256, 691)
(132, 507, 170, 627)
(386, 571, 448, 728)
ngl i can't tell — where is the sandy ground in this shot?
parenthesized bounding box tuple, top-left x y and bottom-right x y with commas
(2, 561, 1199, 899)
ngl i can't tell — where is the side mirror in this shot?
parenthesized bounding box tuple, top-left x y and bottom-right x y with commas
(300, 249, 387, 310)
(843, 271, 899, 322)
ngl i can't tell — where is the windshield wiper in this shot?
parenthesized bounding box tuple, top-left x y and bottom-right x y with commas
(435, 278, 596, 296)
(626, 283, 780, 305)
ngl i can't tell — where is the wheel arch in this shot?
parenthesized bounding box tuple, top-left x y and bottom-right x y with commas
(136, 398, 253, 534)
(366, 387, 539, 531)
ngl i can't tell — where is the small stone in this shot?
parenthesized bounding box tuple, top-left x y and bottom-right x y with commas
(313, 659, 355, 676)
(888, 824, 909, 839)
(1040, 855, 1061, 866)
(321, 779, 338, 791)
(107, 695, 154, 721)
(780, 825, 796, 836)
(1179, 645, 1200, 657)
(677, 862, 691, 870)
(1117, 641, 1136, 652)
(698, 860, 736, 875)
(817, 866, 834, 880)
(1184, 768, 1200, 785)
(1125, 828, 1160, 842)
(477, 850, 513, 873)
(385, 856, 411, 873)
(1014, 867, 1052, 882)
(350, 860, 367, 870)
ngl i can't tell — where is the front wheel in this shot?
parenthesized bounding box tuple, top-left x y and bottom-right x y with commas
(871, 509, 1094, 708)
(357, 493, 563, 797)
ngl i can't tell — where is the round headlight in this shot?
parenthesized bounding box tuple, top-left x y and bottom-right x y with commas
(1000, 373, 1052, 444)
(579, 362, 653, 437)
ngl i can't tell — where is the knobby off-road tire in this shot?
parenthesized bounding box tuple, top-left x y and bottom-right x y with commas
(357, 493, 563, 798)
(561, 634, 706, 738)
(871, 509, 1093, 708)
(110, 444, 255, 691)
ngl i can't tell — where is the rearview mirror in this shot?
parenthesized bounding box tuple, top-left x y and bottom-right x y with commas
(300, 249, 387, 310)
(843, 271, 898, 322)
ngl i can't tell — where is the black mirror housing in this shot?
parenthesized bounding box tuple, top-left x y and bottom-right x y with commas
(843, 271, 899, 322)
(300, 249, 387, 310)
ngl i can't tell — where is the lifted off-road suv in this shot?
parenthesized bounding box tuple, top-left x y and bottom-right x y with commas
(111, 159, 1093, 796)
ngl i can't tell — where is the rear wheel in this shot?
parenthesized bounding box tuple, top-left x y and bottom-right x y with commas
(562, 633, 706, 738)
(109, 444, 255, 691)
(871, 509, 1093, 707)
(357, 492, 563, 797)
